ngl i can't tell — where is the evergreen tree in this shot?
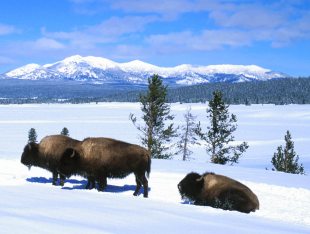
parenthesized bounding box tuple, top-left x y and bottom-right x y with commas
(177, 107, 200, 161)
(28, 128, 38, 143)
(130, 74, 176, 159)
(272, 131, 305, 174)
(196, 91, 248, 164)
(60, 127, 69, 136)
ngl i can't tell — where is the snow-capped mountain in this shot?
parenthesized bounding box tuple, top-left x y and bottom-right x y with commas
(3, 55, 287, 85)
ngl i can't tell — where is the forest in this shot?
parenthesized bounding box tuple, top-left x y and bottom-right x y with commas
(0, 77, 309, 104)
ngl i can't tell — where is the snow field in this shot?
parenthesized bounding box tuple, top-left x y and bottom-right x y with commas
(0, 159, 309, 233)
(0, 103, 309, 170)
(0, 103, 310, 233)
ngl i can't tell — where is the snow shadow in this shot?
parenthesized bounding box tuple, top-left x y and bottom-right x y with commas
(105, 184, 137, 193)
(105, 184, 151, 196)
(180, 199, 194, 205)
(26, 177, 151, 195)
(62, 182, 151, 195)
(26, 177, 86, 186)
(26, 177, 53, 184)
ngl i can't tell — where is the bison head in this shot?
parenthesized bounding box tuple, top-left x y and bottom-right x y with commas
(59, 148, 80, 178)
(178, 172, 204, 202)
(20, 142, 39, 169)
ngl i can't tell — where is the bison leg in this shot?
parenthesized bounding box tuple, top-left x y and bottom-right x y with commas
(220, 189, 254, 213)
(86, 176, 96, 190)
(98, 176, 107, 192)
(59, 174, 66, 187)
(134, 173, 148, 198)
(217, 189, 252, 213)
(133, 177, 142, 196)
(142, 175, 149, 198)
(52, 171, 58, 186)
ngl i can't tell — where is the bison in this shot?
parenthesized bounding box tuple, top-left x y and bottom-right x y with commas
(20, 135, 81, 186)
(58, 137, 151, 197)
(178, 172, 259, 213)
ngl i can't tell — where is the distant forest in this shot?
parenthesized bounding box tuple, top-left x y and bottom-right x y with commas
(0, 77, 309, 105)
(95, 77, 310, 105)
(167, 77, 310, 105)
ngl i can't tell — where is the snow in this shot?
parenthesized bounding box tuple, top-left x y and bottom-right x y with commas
(56, 55, 118, 70)
(3, 55, 286, 83)
(5, 63, 41, 77)
(44, 55, 119, 77)
(0, 103, 309, 233)
(120, 60, 160, 73)
(197, 64, 270, 74)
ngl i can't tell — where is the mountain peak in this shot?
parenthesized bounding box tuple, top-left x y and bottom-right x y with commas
(63, 55, 83, 62)
(3, 55, 288, 85)
(203, 64, 270, 73)
(6, 63, 41, 77)
(82, 56, 117, 69)
(121, 60, 159, 72)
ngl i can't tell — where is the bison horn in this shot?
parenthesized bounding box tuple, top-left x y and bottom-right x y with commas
(70, 150, 75, 158)
(196, 177, 204, 182)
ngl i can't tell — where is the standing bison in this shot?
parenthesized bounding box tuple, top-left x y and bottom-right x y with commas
(178, 172, 259, 213)
(59, 137, 151, 197)
(21, 135, 81, 186)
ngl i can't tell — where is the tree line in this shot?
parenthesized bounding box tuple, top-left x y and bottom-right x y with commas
(27, 75, 306, 175)
(104, 77, 310, 105)
(167, 77, 310, 104)
(1, 77, 310, 104)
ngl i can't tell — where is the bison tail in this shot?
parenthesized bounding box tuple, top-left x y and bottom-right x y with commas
(146, 152, 151, 178)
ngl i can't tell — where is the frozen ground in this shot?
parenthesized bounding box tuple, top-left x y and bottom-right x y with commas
(0, 103, 309, 233)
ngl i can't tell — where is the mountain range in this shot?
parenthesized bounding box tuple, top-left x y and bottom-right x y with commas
(1, 55, 288, 86)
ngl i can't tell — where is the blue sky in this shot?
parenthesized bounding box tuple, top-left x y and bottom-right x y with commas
(0, 0, 309, 76)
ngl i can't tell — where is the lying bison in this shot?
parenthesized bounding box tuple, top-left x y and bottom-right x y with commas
(59, 137, 151, 197)
(21, 135, 81, 186)
(178, 172, 259, 213)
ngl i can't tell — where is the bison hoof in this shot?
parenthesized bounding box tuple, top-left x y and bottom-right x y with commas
(98, 186, 106, 192)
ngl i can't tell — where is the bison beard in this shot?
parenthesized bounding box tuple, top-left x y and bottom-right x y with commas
(59, 137, 151, 198)
(178, 172, 259, 213)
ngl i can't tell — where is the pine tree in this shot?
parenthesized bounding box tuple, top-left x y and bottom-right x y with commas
(60, 127, 69, 136)
(130, 74, 176, 159)
(28, 128, 38, 143)
(272, 131, 305, 174)
(196, 91, 248, 164)
(177, 107, 200, 161)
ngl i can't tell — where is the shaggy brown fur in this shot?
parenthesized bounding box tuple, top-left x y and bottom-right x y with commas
(20, 135, 81, 186)
(59, 137, 151, 197)
(178, 172, 259, 213)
